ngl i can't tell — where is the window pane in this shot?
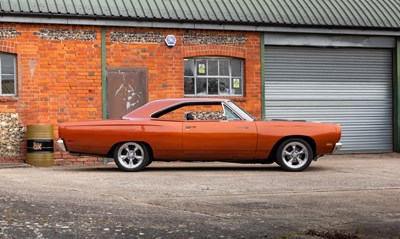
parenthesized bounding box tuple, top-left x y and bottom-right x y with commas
(208, 59, 218, 76)
(208, 78, 218, 95)
(1, 75, 15, 94)
(219, 78, 230, 94)
(183, 57, 244, 96)
(1, 54, 15, 75)
(197, 60, 207, 75)
(219, 60, 229, 76)
(231, 59, 242, 77)
(184, 77, 195, 94)
(232, 78, 243, 95)
(184, 59, 194, 76)
(196, 78, 207, 95)
(223, 104, 241, 120)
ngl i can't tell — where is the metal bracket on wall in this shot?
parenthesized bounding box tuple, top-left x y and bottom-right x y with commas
(101, 26, 108, 119)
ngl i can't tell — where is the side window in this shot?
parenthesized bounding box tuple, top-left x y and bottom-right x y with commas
(223, 104, 242, 120)
(0, 53, 16, 96)
(184, 57, 243, 96)
(158, 104, 225, 121)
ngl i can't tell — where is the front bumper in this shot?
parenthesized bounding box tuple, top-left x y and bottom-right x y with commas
(332, 142, 342, 153)
(57, 139, 66, 151)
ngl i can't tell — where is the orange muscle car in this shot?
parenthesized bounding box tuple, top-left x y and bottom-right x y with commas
(58, 98, 342, 172)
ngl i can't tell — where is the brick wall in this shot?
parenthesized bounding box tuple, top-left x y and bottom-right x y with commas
(0, 24, 103, 164)
(0, 23, 262, 165)
(107, 28, 262, 117)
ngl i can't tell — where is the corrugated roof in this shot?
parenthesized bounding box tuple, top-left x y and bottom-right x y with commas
(0, 0, 399, 29)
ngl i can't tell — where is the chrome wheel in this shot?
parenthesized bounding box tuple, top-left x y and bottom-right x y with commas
(281, 142, 308, 169)
(114, 142, 149, 172)
(276, 138, 313, 171)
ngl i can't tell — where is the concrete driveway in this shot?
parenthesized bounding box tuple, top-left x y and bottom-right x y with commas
(0, 154, 399, 239)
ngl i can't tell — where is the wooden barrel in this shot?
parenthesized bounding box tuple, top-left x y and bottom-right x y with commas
(26, 125, 54, 167)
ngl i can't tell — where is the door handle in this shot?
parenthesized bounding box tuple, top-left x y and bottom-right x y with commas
(185, 125, 196, 129)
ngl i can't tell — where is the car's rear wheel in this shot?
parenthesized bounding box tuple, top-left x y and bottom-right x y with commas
(114, 142, 149, 172)
(276, 138, 313, 172)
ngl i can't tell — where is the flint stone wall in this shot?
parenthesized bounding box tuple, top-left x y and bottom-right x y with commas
(0, 27, 22, 39)
(110, 32, 164, 43)
(183, 33, 248, 45)
(0, 113, 25, 157)
(34, 29, 97, 41)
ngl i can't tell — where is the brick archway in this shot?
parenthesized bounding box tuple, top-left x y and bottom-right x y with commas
(0, 40, 18, 54)
(182, 45, 246, 59)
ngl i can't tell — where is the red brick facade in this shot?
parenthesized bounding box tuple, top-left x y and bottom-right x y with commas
(0, 23, 262, 165)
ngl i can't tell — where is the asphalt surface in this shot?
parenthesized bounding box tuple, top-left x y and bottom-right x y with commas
(0, 154, 400, 239)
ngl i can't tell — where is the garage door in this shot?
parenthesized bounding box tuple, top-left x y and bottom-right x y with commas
(264, 46, 393, 153)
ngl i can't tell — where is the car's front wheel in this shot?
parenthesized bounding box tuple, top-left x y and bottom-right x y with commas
(276, 138, 313, 172)
(114, 142, 150, 172)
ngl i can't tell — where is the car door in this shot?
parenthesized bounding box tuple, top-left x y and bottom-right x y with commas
(142, 119, 184, 160)
(182, 119, 257, 159)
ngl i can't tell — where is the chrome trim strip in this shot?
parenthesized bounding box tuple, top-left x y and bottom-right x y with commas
(333, 142, 342, 153)
(57, 139, 66, 151)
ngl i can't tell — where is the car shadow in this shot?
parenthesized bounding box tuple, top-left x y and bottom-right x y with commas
(144, 165, 326, 172)
(59, 163, 326, 173)
(145, 165, 282, 172)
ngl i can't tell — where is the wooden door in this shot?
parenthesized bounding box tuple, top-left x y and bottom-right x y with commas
(106, 67, 148, 119)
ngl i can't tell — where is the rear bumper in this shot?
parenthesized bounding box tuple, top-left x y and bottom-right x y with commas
(332, 142, 342, 153)
(57, 139, 66, 151)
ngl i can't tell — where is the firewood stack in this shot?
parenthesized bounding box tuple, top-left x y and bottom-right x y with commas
(0, 113, 25, 157)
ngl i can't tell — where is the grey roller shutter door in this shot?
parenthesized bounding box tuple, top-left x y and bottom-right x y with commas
(264, 46, 393, 153)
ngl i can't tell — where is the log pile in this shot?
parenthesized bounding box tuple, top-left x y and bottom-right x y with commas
(0, 113, 25, 157)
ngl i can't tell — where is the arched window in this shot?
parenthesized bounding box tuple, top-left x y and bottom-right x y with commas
(184, 57, 243, 96)
(0, 53, 16, 96)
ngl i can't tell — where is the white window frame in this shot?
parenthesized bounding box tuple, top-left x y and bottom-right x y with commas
(0, 53, 17, 96)
(184, 57, 244, 96)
